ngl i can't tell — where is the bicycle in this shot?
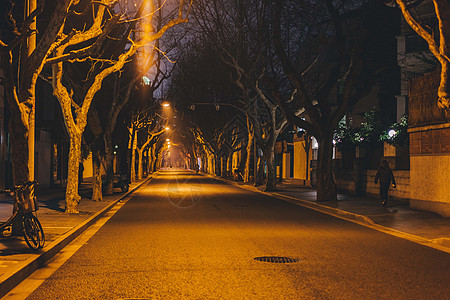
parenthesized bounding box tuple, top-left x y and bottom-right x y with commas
(114, 173, 129, 193)
(0, 181, 45, 250)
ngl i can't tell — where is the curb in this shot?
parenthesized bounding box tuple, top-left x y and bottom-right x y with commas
(213, 176, 374, 226)
(0, 176, 152, 298)
(208, 175, 450, 254)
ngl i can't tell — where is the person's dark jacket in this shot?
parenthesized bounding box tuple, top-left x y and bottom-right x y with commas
(375, 164, 396, 186)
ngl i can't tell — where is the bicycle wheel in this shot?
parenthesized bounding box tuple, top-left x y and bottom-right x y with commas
(23, 214, 45, 250)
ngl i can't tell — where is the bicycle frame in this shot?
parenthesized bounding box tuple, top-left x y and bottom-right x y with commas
(0, 207, 26, 238)
(0, 181, 45, 249)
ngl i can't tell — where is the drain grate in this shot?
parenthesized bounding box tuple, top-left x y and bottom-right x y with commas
(254, 256, 300, 263)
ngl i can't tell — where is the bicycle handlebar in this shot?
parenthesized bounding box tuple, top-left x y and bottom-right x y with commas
(13, 181, 38, 193)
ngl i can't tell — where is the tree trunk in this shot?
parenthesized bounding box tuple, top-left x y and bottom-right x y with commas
(156, 154, 163, 170)
(257, 155, 265, 186)
(264, 132, 279, 191)
(103, 130, 114, 195)
(91, 145, 102, 201)
(149, 145, 156, 174)
(244, 130, 253, 182)
(214, 155, 221, 176)
(264, 147, 277, 191)
(221, 155, 227, 177)
(316, 132, 337, 202)
(65, 133, 82, 213)
(227, 150, 233, 177)
(2, 65, 33, 192)
(147, 145, 153, 173)
(303, 135, 311, 182)
(137, 148, 144, 180)
(130, 130, 137, 182)
(151, 145, 158, 173)
(9, 121, 30, 186)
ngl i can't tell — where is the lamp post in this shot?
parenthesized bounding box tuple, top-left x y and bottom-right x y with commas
(27, 0, 37, 181)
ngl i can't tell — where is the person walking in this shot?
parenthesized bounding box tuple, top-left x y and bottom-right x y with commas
(374, 159, 396, 207)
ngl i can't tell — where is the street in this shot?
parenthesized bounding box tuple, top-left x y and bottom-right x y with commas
(25, 170, 449, 299)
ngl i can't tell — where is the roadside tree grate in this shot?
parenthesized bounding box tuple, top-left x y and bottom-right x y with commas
(254, 256, 300, 263)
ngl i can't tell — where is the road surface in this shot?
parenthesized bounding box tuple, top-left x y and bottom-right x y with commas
(25, 170, 449, 299)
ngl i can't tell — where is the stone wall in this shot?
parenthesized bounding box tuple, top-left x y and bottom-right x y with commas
(408, 124, 450, 217)
(335, 168, 410, 200)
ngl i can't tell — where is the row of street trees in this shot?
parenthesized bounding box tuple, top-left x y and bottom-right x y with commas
(1, 0, 448, 209)
(169, 0, 401, 200)
(171, 0, 450, 200)
(1, 0, 191, 212)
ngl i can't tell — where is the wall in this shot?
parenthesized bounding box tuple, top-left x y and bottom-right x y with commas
(408, 124, 450, 217)
(82, 153, 94, 179)
(35, 129, 52, 188)
(292, 138, 311, 185)
(335, 168, 410, 201)
(282, 153, 290, 179)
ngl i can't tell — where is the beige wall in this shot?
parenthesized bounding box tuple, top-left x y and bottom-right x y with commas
(82, 153, 93, 179)
(282, 153, 290, 179)
(410, 155, 450, 217)
(293, 140, 310, 181)
(409, 125, 450, 217)
(232, 148, 241, 170)
(81, 152, 108, 180)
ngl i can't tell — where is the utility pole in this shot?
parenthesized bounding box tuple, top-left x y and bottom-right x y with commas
(27, 0, 36, 181)
(254, 136, 257, 186)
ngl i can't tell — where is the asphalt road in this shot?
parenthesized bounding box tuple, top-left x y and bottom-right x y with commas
(27, 170, 449, 299)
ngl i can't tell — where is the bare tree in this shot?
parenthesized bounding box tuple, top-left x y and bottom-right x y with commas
(48, 0, 190, 213)
(273, 0, 394, 201)
(0, 0, 72, 195)
(191, 0, 290, 191)
(136, 114, 168, 180)
(393, 0, 450, 113)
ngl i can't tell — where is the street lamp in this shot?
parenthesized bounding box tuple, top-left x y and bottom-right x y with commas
(162, 102, 170, 108)
(388, 129, 397, 138)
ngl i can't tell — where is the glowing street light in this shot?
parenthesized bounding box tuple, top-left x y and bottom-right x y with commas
(388, 129, 397, 138)
(162, 102, 170, 108)
(166, 138, 170, 142)
(165, 127, 170, 131)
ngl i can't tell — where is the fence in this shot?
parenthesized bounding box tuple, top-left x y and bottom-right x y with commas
(409, 70, 447, 127)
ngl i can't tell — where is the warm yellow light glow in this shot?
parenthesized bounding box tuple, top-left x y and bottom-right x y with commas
(162, 103, 170, 107)
(165, 127, 170, 131)
(166, 138, 170, 142)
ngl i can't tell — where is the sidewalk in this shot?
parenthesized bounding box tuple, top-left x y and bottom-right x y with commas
(0, 177, 151, 298)
(217, 177, 450, 254)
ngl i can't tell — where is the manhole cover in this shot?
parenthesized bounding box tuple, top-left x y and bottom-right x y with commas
(254, 256, 300, 263)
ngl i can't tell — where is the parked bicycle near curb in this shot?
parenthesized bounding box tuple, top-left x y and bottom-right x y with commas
(0, 181, 45, 250)
(103, 173, 130, 193)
